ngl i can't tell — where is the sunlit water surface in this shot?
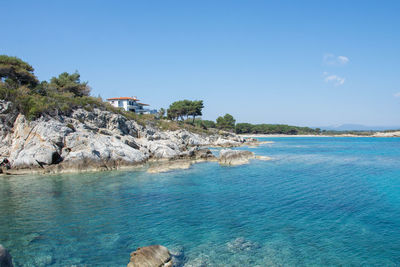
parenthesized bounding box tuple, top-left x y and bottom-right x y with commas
(1, 137, 400, 266)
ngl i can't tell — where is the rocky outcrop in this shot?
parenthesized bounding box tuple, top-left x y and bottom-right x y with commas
(0, 106, 258, 174)
(127, 245, 172, 267)
(0, 244, 13, 267)
(218, 149, 255, 165)
(2, 113, 147, 172)
(147, 148, 216, 173)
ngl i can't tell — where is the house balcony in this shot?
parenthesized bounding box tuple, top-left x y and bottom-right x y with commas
(127, 104, 140, 109)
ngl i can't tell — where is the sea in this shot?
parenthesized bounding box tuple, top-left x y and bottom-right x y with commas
(0, 137, 399, 266)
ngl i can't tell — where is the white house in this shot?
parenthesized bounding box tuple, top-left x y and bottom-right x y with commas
(106, 97, 155, 114)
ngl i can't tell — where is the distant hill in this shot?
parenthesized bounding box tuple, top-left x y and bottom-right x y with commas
(319, 124, 400, 131)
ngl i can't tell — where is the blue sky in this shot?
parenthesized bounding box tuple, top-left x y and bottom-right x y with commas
(2, 0, 400, 126)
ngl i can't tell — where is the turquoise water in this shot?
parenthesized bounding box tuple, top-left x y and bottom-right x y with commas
(1, 137, 400, 266)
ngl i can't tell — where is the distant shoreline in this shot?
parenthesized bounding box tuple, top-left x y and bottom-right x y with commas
(239, 134, 357, 138)
(239, 132, 400, 138)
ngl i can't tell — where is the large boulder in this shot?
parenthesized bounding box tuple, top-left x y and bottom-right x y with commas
(218, 149, 255, 165)
(60, 132, 148, 170)
(191, 148, 215, 160)
(127, 245, 173, 267)
(213, 138, 241, 147)
(0, 244, 13, 267)
(137, 139, 181, 159)
(8, 115, 72, 168)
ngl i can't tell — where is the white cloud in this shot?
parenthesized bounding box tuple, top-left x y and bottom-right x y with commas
(323, 72, 345, 86)
(337, 56, 349, 64)
(394, 92, 400, 98)
(323, 54, 349, 65)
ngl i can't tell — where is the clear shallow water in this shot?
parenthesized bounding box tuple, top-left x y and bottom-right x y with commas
(1, 137, 400, 266)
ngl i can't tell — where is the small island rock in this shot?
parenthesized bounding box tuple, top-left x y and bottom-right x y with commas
(218, 149, 255, 165)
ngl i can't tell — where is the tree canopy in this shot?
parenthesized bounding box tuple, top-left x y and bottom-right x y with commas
(49, 72, 90, 97)
(216, 113, 236, 130)
(0, 55, 38, 88)
(0, 55, 99, 120)
(235, 123, 318, 135)
(167, 100, 203, 122)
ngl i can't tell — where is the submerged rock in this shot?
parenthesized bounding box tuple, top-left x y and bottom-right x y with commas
(147, 160, 192, 173)
(33, 254, 53, 267)
(127, 245, 173, 267)
(169, 246, 185, 267)
(218, 149, 255, 165)
(146, 147, 216, 173)
(0, 244, 13, 267)
(185, 253, 209, 267)
(227, 237, 261, 253)
(255, 155, 272, 161)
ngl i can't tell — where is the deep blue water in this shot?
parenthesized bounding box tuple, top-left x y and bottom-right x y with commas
(1, 137, 400, 266)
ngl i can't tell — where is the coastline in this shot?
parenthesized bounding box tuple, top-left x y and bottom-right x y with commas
(0, 103, 256, 176)
(239, 134, 361, 138)
(239, 132, 400, 138)
(0, 140, 266, 176)
(1, 101, 397, 176)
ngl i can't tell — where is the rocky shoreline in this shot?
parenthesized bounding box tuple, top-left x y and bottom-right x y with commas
(0, 101, 266, 175)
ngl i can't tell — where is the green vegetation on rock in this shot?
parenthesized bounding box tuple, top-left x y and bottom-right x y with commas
(216, 113, 236, 131)
(167, 100, 204, 122)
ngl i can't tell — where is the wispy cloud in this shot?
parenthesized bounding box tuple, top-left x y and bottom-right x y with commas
(337, 56, 349, 64)
(323, 72, 345, 86)
(394, 92, 400, 98)
(323, 54, 349, 65)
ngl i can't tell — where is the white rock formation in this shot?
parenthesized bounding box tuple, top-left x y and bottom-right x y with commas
(0, 103, 253, 173)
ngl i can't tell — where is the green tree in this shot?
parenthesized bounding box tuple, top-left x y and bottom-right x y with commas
(167, 100, 185, 120)
(235, 123, 254, 134)
(167, 100, 204, 122)
(188, 100, 204, 122)
(216, 113, 236, 131)
(49, 71, 90, 97)
(0, 55, 38, 88)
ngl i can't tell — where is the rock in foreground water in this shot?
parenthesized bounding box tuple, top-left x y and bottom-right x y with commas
(218, 149, 255, 165)
(128, 245, 173, 267)
(0, 244, 13, 267)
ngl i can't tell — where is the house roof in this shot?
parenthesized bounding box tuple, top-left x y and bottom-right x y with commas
(137, 102, 149, 106)
(106, 97, 140, 101)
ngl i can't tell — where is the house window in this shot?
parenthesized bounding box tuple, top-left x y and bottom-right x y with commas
(118, 101, 123, 107)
